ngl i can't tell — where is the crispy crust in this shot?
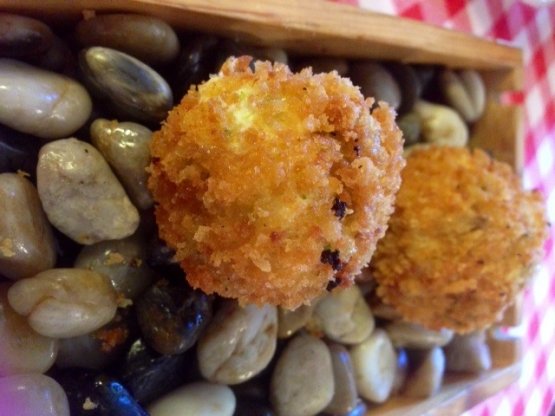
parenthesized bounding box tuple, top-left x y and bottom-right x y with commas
(148, 56, 404, 309)
(371, 146, 547, 333)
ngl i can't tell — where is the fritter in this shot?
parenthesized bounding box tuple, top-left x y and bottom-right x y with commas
(148, 56, 404, 309)
(371, 146, 547, 333)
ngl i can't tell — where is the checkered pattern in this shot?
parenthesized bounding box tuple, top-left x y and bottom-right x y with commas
(330, 1, 555, 414)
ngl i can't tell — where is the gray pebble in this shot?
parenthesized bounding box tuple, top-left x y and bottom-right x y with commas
(385, 321, 453, 349)
(0, 59, 91, 139)
(440, 69, 486, 123)
(386, 63, 420, 114)
(37, 138, 140, 245)
(403, 347, 445, 398)
(74, 233, 154, 299)
(0, 374, 69, 416)
(55, 308, 134, 370)
(75, 14, 180, 65)
(148, 382, 236, 416)
(0, 283, 58, 376)
(349, 62, 401, 109)
(350, 329, 396, 403)
(324, 344, 358, 415)
(444, 330, 492, 373)
(314, 285, 374, 345)
(0, 13, 53, 57)
(277, 304, 314, 339)
(198, 301, 277, 385)
(413, 100, 468, 147)
(397, 112, 421, 146)
(7, 268, 118, 338)
(90, 118, 153, 209)
(0, 173, 56, 280)
(271, 334, 334, 416)
(79, 47, 173, 123)
(391, 348, 409, 395)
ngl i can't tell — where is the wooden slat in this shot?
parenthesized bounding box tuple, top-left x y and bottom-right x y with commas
(371, 364, 522, 416)
(3, 0, 522, 69)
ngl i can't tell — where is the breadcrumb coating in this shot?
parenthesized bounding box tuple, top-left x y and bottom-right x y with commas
(371, 146, 547, 333)
(148, 56, 404, 309)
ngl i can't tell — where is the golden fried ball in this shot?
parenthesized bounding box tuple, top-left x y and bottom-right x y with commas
(371, 146, 547, 333)
(148, 56, 404, 309)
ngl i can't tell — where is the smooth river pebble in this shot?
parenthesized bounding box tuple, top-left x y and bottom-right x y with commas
(277, 304, 314, 338)
(55, 370, 148, 416)
(324, 343, 358, 415)
(349, 62, 401, 110)
(444, 331, 492, 373)
(90, 118, 153, 209)
(0, 173, 56, 280)
(137, 279, 212, 355)
(56, 308, 136, 370)
(403, 347, 445, 398)
(37, 138, 140, 245)
(79, 47, 173, 123)
(0, 59, 91, 139)
(350, 329, 396, 403)
(197, 301, 276, 384)
(74, 233, 154, 299)
(314, 285, 374, 344)
(385, 321, 453, 349)
(413, 100, 469, 147)
(7, 268, 118, 338)
(172, 35, 220, 99)
(0, 283, 58, 376)
(0, 124, 41, 178)
(148, 382, 236, 416)
(0, 374, 69, 416)
(270, 334, 334, 416)
(440, 69, 486, 123)
(0, 13, 53, 57)
(75, 14, 180, 65)
(117, 338, 197, 405)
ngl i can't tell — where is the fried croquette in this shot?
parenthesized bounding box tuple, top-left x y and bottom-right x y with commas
(148, 56, 404, 309)
(371, 146, 547, 333)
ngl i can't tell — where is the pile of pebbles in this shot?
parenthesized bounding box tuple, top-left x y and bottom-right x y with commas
(0, 11, 490, 416)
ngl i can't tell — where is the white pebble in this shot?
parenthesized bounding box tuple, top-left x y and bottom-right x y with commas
(350, 329, 396, 403)
(148, 382, 235, 416)
(37, 138, 139, 244)
(7, 268, 117, 338)
(0, 374, 69, 416)
(0, 59, 91, 139)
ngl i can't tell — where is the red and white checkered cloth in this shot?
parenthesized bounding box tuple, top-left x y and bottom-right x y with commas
(329, 1, 555, 414)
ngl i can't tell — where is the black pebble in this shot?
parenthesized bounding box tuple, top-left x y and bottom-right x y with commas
(0, 124, 41, 180)
(52, 227, 83, 268)
(54, 369, 148, 416)
(234, 399, 275, 416)
(171, 35, 220, 100)
(117, 338, 199, 405)
(136, 278, 213, 355)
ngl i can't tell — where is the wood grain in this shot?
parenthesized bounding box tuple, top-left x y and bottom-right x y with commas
(3, 0, 522, 69)
(0, 0, 525, 414)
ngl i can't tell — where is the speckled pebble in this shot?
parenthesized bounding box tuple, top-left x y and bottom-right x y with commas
(0, 173, 56, 280)
(197, 301, 276, 384)
(37, 138, 140, 245)
(270, 334, 334, 416)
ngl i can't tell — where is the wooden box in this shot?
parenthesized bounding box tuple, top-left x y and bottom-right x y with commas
(2, 0, 525, 414)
